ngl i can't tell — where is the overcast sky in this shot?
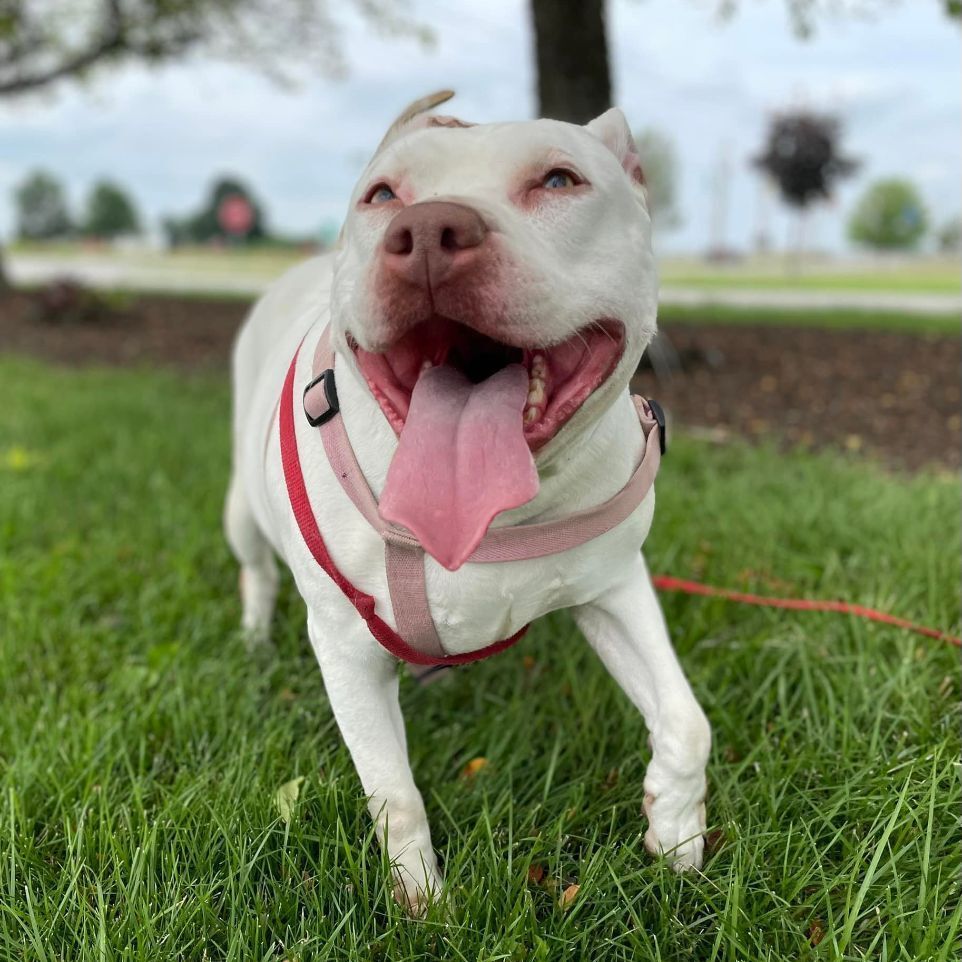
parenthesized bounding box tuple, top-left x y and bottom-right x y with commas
(2, 0, 958, 254)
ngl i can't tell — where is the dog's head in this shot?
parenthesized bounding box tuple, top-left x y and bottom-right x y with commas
(329, 92, 658, 570)
(331, 90, 657, 454)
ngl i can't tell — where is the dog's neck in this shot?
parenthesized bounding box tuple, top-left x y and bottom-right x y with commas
(329, 333, 645, 528)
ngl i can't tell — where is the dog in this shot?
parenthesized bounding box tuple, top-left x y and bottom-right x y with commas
(225, 91, 710, 912)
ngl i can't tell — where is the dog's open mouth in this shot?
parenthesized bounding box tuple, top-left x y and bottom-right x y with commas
(351, 316, 625, 451)
(349, 316, 623, 571)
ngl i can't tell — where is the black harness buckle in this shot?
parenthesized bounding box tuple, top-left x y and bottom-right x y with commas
(647, 398, 667, 455)
(303, 369, 340, 427)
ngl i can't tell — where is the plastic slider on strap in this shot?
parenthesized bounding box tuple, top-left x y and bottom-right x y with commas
(381, 524, 422, 551)
(303, 369, 339, 427)
(646, 398, 667, 455)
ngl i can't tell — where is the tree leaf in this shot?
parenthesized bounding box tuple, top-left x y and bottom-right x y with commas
(460, 757, 489, 779)
(274, 776, 305, 824)
(558, 883, 580, 909)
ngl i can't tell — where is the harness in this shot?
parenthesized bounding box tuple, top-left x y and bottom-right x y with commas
(279, 325, 666, 675)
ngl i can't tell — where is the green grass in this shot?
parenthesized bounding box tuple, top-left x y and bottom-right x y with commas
(0, 357, 959, 961)
(658, 303, 961, 335)
(659, 259, 961, 295)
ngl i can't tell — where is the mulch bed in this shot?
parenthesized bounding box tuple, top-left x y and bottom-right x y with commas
(631, 324, 960, 472)
(1, 289, 958, 472)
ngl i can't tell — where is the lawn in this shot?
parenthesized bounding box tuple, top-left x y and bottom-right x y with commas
(657, 303, 960, 335)
(659, 257, 961, 296)
(0, 357, 959, 961)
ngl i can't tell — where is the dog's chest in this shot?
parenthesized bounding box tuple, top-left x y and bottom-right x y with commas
(264, 357, 654, 659)
(414, 499, 654, 653)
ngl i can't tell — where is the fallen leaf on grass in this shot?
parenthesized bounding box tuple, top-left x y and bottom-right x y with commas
(274, 776, 305, 824)
(807, 919, 826, 946)
(705, 829, 726, 857)
(558, 883, 580, 910)
(527, 864, 545, 884)
(460, 757, 489, 779)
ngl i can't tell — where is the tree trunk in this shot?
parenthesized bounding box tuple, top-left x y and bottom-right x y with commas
(0, 247, 8, 294)
(530, 0, 611, 123)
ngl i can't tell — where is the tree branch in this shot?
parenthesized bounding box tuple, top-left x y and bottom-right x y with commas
(0, 34, 126, 94)
(0, 0, 127, 96)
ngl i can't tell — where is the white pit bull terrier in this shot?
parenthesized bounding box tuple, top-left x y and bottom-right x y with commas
(225, 92, 710, 912)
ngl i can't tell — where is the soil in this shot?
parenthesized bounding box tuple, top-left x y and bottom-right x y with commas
(1, 289, 958, 472)
(631, 324, 960, 473)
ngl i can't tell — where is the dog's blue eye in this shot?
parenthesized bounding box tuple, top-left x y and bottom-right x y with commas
(367, 184, 397, 204)
(543, 169, 576, 189)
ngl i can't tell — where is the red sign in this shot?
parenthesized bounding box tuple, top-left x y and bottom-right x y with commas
(217, 193, 254, 236)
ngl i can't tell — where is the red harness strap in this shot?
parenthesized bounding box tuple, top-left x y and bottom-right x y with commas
(279, 345, 528, 667)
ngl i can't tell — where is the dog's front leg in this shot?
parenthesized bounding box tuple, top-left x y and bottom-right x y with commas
(307, 605, 442, 913)
(573, 553, 710, 871)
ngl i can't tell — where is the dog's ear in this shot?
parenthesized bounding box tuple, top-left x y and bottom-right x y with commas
(374, 89, 457, 155)
(585, 108, 646, 189)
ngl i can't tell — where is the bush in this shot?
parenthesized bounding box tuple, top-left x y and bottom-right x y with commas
(14, 169, 72, 240)
(848, 178, 928, 251)
(27, 278, 110, 324)
(83, 180, 140, 238)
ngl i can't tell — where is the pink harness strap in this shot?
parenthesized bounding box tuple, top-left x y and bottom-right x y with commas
(291, 325, 663, 669)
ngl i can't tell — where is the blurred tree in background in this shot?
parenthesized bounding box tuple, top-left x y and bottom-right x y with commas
(753, 111, 858, 209)
(848, 179, 929, 251)
(753, 110, 857, 258)
(14, 170, 73, 240)
(163, 177, 266, 246)
(634, 128, 681, 230)
(83, 180, 140, 238)
(0, 0, 428, 95)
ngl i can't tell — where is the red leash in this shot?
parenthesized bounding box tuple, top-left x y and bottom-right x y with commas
(651, 575, 961, 646)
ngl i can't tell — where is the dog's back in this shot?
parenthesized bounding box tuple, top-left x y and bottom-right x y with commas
(231, 254, 333, 480)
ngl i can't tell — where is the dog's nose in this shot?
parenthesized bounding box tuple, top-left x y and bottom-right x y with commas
(382, 201, 487, 289)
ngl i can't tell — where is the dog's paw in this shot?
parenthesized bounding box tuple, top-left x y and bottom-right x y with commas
(239, 568, 277, 648)
(643, 792, 706, 872)
(392, 865, 444, 917)
(241, 619, 273, 650)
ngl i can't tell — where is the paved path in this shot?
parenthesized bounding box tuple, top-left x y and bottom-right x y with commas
(660, 285, 960, 317)
(8, 253, 961, 316)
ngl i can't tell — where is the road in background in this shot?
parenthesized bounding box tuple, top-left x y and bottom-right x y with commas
(7, 249, 961, 316)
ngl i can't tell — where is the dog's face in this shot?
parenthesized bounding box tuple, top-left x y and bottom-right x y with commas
(331, 94, 657, 458)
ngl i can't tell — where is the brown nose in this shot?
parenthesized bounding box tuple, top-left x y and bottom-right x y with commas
(382, 201, 487, 289)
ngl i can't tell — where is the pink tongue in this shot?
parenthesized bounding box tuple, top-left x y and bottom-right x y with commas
(379, 363, 539, 571)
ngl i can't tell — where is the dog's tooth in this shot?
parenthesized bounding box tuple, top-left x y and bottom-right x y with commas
(523, 405, 539, 425)
(527, 378, 545, 405)
(420, 359, 432, 372)
(530, 353, 546, 376)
